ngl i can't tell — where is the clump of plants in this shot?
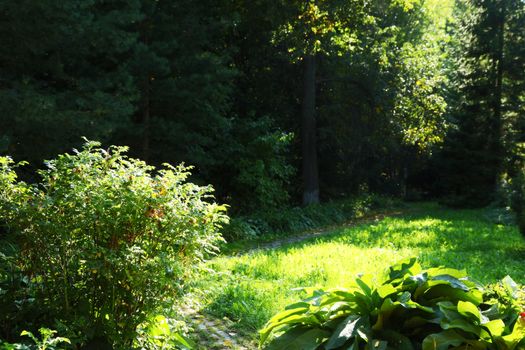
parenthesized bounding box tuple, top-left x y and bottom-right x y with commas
(261, 258, 525, 349)
(0, 141, 228, 349)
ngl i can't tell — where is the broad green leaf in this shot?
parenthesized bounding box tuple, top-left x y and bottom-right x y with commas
(325, 315, 363, 349)
(286, 301, 312, 310)
(422, 330, 467, 350)
(265, 307, 310, 326)
(385, 257, 420, 285)
(377, 284, 397, 298)
(482, 319, 505, 337)
(457, 301, 480, 322)
(356, 277, 373, 297)
(265, 327, 330, 350)
(172, 332, 195, 350)
(502, 317, 525, 349)
(441, 317, 481, 336)
(376, 329, 414, 350)
(422, 284, 483, 305)
(261, 313, 321, 342)
(438, 301, 481, 335)
(426, 268, 467, 280)
(431, 275, 469, 291)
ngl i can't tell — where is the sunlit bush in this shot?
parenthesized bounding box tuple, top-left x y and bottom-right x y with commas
(0, 141, 228, 349)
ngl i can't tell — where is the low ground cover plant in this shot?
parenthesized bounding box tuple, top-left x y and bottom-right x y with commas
(0, 141, 227, 349)
(261, 258, 525, 349)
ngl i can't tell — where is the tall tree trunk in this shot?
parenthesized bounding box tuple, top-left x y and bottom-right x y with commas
(492, 1, 505, 191)
(301, 54, 319, 205)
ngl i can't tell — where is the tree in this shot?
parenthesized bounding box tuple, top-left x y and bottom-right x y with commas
(438, 0, 525, 206)
(0, 0, 141, 174)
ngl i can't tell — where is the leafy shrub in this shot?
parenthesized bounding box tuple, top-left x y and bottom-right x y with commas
(0, 141, 228, 349)
(260, 258, 525, 349)
(230, 118, 294, 212)
(0, 328, 71, 350)
(134, 315, 195, 350)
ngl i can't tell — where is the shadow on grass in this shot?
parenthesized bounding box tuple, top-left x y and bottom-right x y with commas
(200, 203, 525, 335)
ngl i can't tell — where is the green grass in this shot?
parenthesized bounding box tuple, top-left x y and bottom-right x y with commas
(188, 202, 525, 340)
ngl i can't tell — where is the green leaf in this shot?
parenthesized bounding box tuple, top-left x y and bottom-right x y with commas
(377, 284, 397, 298)
(431, 275, 469, 291)
(385, 257, 420, 284)
(260, 311, 320, 344)
(438, 302, 481, 336)
(356, 277, 373, 297)
(376, 329, 414, 350)
(265, 327, 330, 350)
(421, 284, 483, 305)
(502, 318, 525, 349)
(482, 319, 505, 337)
(457, 301, 480, 322)
(172, 332, 195, 350)
(501, 275, 518, 297)
(324, 315, 363, 349)
(422, 330, 467, 350)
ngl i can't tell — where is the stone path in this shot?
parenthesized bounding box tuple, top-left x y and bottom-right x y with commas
(180, 301, 256, 349)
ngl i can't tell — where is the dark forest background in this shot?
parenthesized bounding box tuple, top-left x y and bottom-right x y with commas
(1, 0, 524, 213)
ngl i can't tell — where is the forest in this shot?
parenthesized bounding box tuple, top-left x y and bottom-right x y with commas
(0, 0, 524, 349)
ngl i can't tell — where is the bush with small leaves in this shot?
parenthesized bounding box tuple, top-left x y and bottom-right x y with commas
(0, 141, 228, 349)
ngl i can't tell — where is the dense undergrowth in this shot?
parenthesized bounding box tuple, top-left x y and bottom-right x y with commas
(222, 195, 400, 244)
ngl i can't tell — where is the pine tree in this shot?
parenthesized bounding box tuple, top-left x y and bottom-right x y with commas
(439, 0, 525, 206)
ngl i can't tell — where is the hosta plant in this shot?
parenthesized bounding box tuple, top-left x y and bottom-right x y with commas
(260, 258, 525, 349)
(0, 141, 228, 349)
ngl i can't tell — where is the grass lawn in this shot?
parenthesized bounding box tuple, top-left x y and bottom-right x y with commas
(187, 202, 525, 343)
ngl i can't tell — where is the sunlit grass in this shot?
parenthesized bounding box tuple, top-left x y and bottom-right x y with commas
(188, 202, 525, 339)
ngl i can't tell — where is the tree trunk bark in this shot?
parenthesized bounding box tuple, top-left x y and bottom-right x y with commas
(492, 1, 505, 191)
(301, 54, 319, 205)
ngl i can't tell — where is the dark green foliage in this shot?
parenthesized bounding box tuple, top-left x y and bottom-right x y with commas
(437, 0, 525, 207)
(261, 258, 525, 349)
(510, 165, 525, 235)
(222, 195, 398, 242)
(0, 0, 140, 173)
(0, 0, 458, 210)
(0, 142, 227, 348)
(0, 0, 292, 211)
(1, 328, 71, 350)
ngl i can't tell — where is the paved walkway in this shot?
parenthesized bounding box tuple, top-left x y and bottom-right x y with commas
(180, 301, 256, 349)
